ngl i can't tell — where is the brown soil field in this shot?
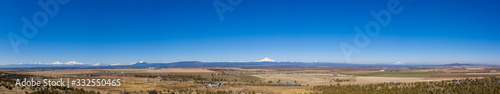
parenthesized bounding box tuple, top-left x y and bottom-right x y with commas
(3, 66, 499, 94)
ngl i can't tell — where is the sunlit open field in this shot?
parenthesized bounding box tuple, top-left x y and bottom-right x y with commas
(2, 65, 499, 94)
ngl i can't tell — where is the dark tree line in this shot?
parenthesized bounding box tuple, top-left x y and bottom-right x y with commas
(133, 74, 207, 82)
(29, 86, 100, 94)
(1, 72, 100, 94)
(314, 77, 500, 94)
(149, 88, 256, 94)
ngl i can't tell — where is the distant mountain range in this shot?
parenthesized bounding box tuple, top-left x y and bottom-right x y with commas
(442, 63, 476, 66)
(0, 61, 493, 69)
(0, 61, 347, 69)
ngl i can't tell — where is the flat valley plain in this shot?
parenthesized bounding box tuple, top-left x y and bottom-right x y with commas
(2, 65, 500, 94)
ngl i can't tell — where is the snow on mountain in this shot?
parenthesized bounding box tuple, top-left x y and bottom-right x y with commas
(258, 57, 277, 62)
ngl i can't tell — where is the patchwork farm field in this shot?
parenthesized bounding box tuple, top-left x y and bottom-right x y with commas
(345, 72, 440, 77)
(1, 66, 499, 94)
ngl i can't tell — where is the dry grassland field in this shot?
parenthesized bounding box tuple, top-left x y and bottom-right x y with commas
(2, 65, 500, 94)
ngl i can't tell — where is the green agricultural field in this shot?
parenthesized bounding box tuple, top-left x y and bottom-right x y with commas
(345, 72, 439, 77)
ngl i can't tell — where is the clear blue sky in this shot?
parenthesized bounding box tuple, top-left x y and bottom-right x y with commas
(1, 0, 499, 65)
